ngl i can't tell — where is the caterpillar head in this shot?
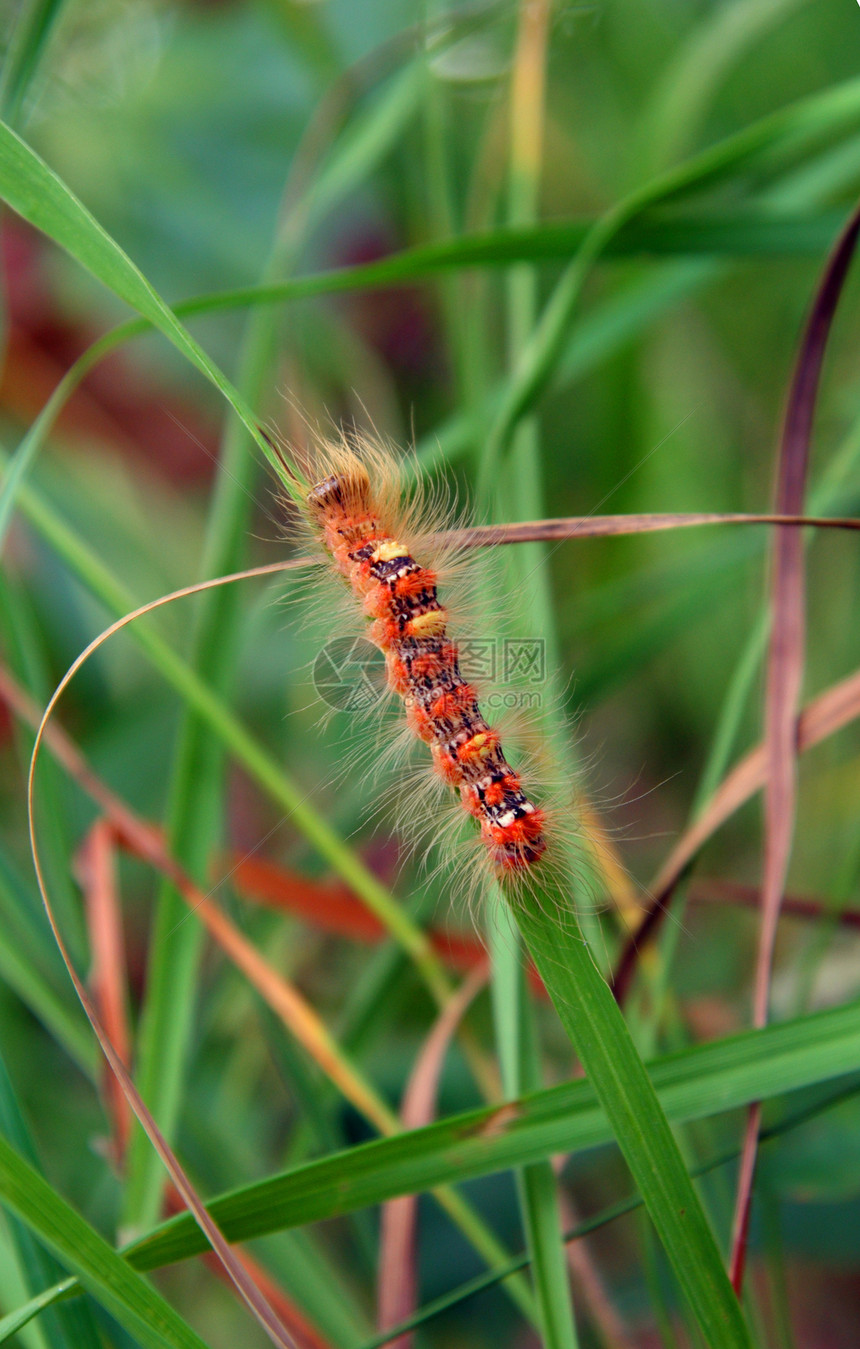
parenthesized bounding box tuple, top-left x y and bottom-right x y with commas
(307, 466, 372, 521)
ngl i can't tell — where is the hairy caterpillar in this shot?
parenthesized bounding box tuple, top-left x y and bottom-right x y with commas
(281, 429, 549, 883)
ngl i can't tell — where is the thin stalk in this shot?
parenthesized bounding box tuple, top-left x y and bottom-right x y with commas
(729, 193, 860, 1296)
(18, 580, 537, 1322)
(491, 8, 579, 1349)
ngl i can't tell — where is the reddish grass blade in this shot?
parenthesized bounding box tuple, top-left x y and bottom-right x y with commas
(76, 820, 132, 1166)
(611, 663, 860, 1002)
(162, 1187, 334, 1349)
(4, 660, 393, 1134)
(377, 966, 488, 1349)
(449, 511, 860, 548)
(231, 857, 383, 941)
(689, 877, 860, 930)
(230, 856, 556, 999)
(20, 561, 363, 1349)
(231, 854, 493, 964)
(730, 198, 860, 1292)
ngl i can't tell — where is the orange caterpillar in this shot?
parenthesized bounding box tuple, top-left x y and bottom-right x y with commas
(303, 445, 546, 874)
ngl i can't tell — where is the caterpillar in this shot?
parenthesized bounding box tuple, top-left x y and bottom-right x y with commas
(286, 431, 548, 879)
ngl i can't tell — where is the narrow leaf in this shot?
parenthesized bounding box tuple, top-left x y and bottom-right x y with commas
(128, 993, 860, 1269)
(511, 889, 751, 1347)
(0, 121, 287, 486)
(0, 1135, 211, 1349)
(731, 189, 860, 1291)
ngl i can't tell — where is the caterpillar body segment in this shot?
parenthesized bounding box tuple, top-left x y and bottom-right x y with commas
(305, 449, 546, 874)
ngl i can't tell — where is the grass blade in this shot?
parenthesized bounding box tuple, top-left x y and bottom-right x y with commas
(0, 1135, 211, 1349)
(128, 992, 860, 1266)
(0, 1278, 77, 1346)
(0, 1046, 101, 1349)
(640, 0, 805, 173)
(511, 889, 752, 1347)
(356, 1080, 860, 1349)
(613, 662, 860, 1002)
(490, 6, 581, 1345)
(0, 0, 65, 125)
(123, 51, 424, 1235)
(0, 850, 94, 1075)
(0, 203, 847, 554)
(377, 966, 487, 1346)
(730, 192, 860, 1291)
(486, 74, 860, 468)
(0, 120, 284, 486)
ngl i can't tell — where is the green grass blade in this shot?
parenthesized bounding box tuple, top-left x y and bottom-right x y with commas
(0, 1048, 101, 1349)
(512, 1158, 578, 1349)
(0, 198, 848, 545)
(491, 917, 578, 1349)
(5, 1007, 856, 1332)
(0, 202, 847, 552)
(0, 864, 94, 1076)
(0, 69, 418, 552)
(51, 209, 851, 323)
(0, 1135, 211, 1349)
(512, 892, 751, 1346)
(178, 210, 847, 304)
(0, 119, 285, 486)
(0, 578, 91, 966)
(0, 0, 65, 125)
(0, 1277, 77, 1345)
(299, 63, 422, 238)
(487, 14, 581, 1336)
(128, 995, 860, 1266)
(641, 0, 805, 174)
(0, 930, 93, 1076)
(486, 73, 860, 466)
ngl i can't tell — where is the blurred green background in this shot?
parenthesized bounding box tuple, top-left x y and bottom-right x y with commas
(3, 1, 860, 1346)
